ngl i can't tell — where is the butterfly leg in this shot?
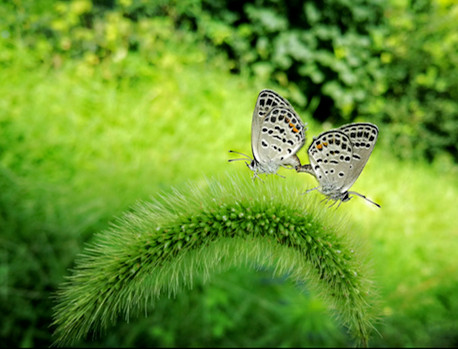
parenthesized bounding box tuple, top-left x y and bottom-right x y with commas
(251, 173, 259, 181)
(280, 164, 294, 171)
(251, 172, 265, 182)
(306, 186, 319, 194)
(328, 199, 339, 209)
(301, 186, 319, 196)
(246, 163, 263, 181)
(329, 199, 344, 209)
(321, 196, 333, 206)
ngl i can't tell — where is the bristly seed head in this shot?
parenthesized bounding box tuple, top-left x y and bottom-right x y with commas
(51, 175, 376, 347)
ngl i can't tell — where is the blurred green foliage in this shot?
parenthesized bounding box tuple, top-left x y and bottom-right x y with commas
(0, 0, 457, 347)
(374, 0, 458, 161)
(2, 0, 456, 160)
(170, 0, 457, 161)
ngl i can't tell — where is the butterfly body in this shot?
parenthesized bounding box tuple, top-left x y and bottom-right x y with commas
(298, 123, 380, 207)
(230, 89, 306, 179)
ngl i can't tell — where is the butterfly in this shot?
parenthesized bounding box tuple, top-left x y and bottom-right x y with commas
(229, 89, 307, 179)
(297, 122, 380, 207)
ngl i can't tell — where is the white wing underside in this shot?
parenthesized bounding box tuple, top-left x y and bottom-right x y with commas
(251, 90, 306, 171)
(308, 130, 354, 194)
(337, 122, 378, 191)
(307, 122, 379, 195)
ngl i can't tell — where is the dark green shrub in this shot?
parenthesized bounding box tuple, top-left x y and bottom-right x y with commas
(191, 0, 388, 124)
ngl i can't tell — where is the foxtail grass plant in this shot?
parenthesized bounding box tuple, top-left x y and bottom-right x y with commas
(52, 174, 378, 347)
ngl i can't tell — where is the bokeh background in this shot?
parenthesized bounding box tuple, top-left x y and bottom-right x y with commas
(1, 0, 457, 347)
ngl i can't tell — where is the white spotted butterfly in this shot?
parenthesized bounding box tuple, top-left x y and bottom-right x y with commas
(297, 122, 380, 207)
(229, 89, 307, 179)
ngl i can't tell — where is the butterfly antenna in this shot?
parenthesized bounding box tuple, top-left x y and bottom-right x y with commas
(228, 158, 251, 162)
(348, 191, 381, 208)
(228, 150, 252, 162)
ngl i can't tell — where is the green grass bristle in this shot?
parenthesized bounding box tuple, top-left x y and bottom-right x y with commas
(52, 174, 377, 347)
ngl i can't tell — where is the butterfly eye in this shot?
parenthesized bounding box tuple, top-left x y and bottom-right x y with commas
(342, 193, 351, 202)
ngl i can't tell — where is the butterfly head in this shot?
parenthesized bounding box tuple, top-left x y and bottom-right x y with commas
(340, 191, 352, 202)
(318, 184, 352, 202)
(229, 150, 259, 174)
(328, 190, 352, 203)
(246, 159, 257, 171)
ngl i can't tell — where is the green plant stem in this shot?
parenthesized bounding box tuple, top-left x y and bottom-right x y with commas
(52, 174, 378, 347)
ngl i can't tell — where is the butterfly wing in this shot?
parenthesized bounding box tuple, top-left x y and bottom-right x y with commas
(251, 89, 295, 162)
(255, 106, 306, 168)
(307, 130, 354, 192)
(338, 123, 378, 191)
